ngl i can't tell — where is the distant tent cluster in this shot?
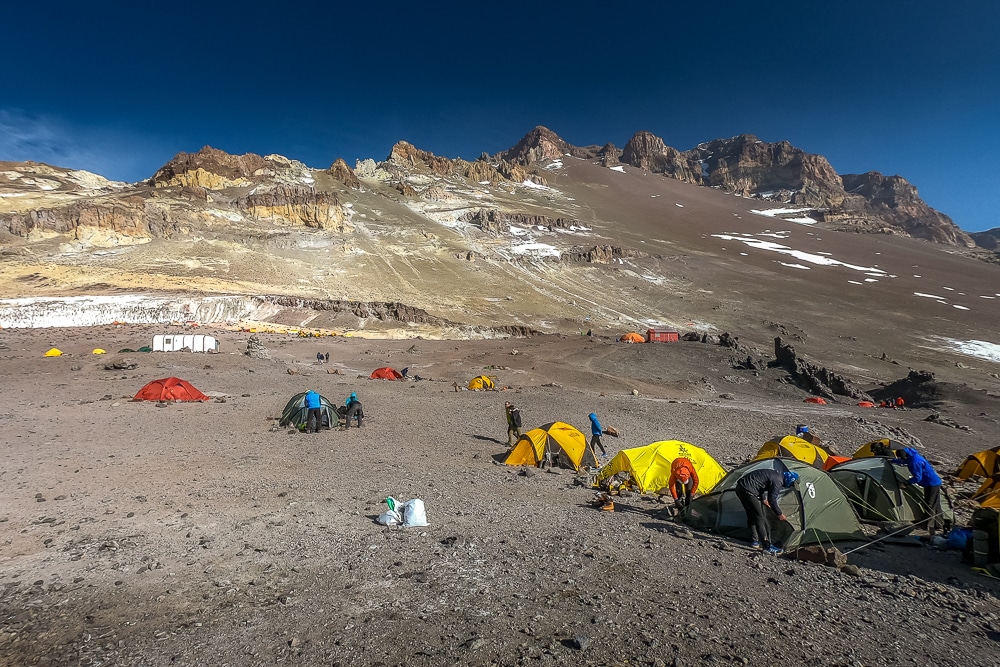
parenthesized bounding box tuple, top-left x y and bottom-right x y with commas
(43, 334, 220, 358)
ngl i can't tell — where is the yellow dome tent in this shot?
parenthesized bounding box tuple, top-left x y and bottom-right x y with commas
(44, 348, 63, 357)
(619, 332, 646, 344)
(970, 475, 1000, 509)
(467, 375, 496, 391)
(956, 446, 1000, 479)
(504, 421, 597, 471)
(92, 348, 107, 355)
(853, 438, 905, 459)
(755, 435, 830, 470)
(595, 440, 727, 494)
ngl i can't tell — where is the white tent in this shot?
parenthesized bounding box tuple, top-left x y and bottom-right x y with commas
(151, 334, 220, 353)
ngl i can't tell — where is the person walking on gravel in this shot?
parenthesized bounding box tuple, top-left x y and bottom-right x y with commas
(588, 412, 607, 456)
(735, 468, 798, 554)
(505, 402, 522, 446)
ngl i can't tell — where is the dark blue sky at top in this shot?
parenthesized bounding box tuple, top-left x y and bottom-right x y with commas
(2, 1, 998, 231)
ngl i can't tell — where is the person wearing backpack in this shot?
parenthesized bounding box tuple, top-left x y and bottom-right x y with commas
(505, 402, 522, 446)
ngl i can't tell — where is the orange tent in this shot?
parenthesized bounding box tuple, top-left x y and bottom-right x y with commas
(619, 332, 646, 344)
(823, 455, 852, 471)
(133, 377, 210, 402)
(804, 397, 827, 405)
(857, 401, 875, 408)
(370, 367, 403, 380)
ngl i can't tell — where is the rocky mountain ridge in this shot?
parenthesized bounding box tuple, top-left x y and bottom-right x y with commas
(507, 128, 973, 247)
(0, 127, 995, 363)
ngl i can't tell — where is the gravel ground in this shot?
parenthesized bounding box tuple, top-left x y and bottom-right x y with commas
(2, 325, 999, 667)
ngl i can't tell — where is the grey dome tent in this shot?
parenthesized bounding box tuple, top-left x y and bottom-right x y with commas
(828, 456, 953, 525)
(279, 392, 336, 430)
(683, 458, 865, 549)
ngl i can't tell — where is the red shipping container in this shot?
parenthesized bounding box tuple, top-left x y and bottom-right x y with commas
(646, 329, 679, 343)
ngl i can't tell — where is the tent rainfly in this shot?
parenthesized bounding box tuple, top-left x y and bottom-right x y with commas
(829, 457, 954, 525)
(595, 440, 727, 494)
(504, 422, 597, 472)
(133, 377, 210, 402)
(755, 435, 831, 470)
(684, 458, 866, 549)
(468, 375, 495, 390)
(370, 367, 404, 380)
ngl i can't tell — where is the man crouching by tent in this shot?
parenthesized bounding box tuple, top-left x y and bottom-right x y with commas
(668, 457, 700, 510)
(735, 469, 799, 554)
(343, 394, 364, 429)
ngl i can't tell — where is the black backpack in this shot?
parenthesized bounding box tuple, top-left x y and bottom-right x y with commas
(511, 408, 522, 428)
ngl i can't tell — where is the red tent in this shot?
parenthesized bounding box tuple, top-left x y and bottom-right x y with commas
(133, 377, 211, 402)
(857, 401, 875, 408)
(370, 367, 403, 380)
(803, 397, 827, 405)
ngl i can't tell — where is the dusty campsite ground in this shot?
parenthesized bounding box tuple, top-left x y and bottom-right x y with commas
(2, 325, 1000, 667)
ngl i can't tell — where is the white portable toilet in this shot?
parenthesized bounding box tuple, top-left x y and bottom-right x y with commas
(151, 334, 220, 353)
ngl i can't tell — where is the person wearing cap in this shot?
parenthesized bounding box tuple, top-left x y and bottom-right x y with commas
(304, 389, 323, 433)
(735, 468, 799, 554)
(892, 447, 944, 536)
(668, 457, 700, 509)
(588, 412, 607, 456)
(504, 402, 522, 446)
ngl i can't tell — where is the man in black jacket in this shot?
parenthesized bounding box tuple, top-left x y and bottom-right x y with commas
(735, 468, 798, 554)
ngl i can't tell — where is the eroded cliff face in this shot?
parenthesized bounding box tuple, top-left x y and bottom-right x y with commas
(498, 126, 596, 166)
(620, 131, 701, 184)
(609, 130, 972, 247)
(835, 172, 975, 247)
(236, 186, 348, 231)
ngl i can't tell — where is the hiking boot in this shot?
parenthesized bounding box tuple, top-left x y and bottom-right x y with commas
(750, 541, 761, 549)
(767, 545, 784, 555)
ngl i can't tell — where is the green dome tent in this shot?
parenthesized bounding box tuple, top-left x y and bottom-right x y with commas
(683, 458, 865, 549)
(829, 457, 953, 525)
(279, 392, 337, 431)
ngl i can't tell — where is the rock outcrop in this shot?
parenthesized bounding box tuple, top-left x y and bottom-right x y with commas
(459, 208, 583, 235)
(620, 131, 701, 184)
(772, 337, 872, 402)
(465, 160, 503, 185)
(971, 228, 1000, 250)
(499, 126, 593, 166)
(833, 172, 975, 247)
(150, 146, 271, 189)
(685, 135, 844, 206)
(599, 143, 620, 168)
(1, 196, 177, 242)
(387, 142, 455, 176)
(560, 245, 648, 264)
(236, 186, 346, 230)
(326, 158, 361, 189)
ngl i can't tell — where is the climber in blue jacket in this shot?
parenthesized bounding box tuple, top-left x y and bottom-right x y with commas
(588, 412, 607, 456)
(893, 447, 944, 536)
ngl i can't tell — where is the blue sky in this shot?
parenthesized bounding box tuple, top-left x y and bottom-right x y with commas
(2, 1, 998, 231)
